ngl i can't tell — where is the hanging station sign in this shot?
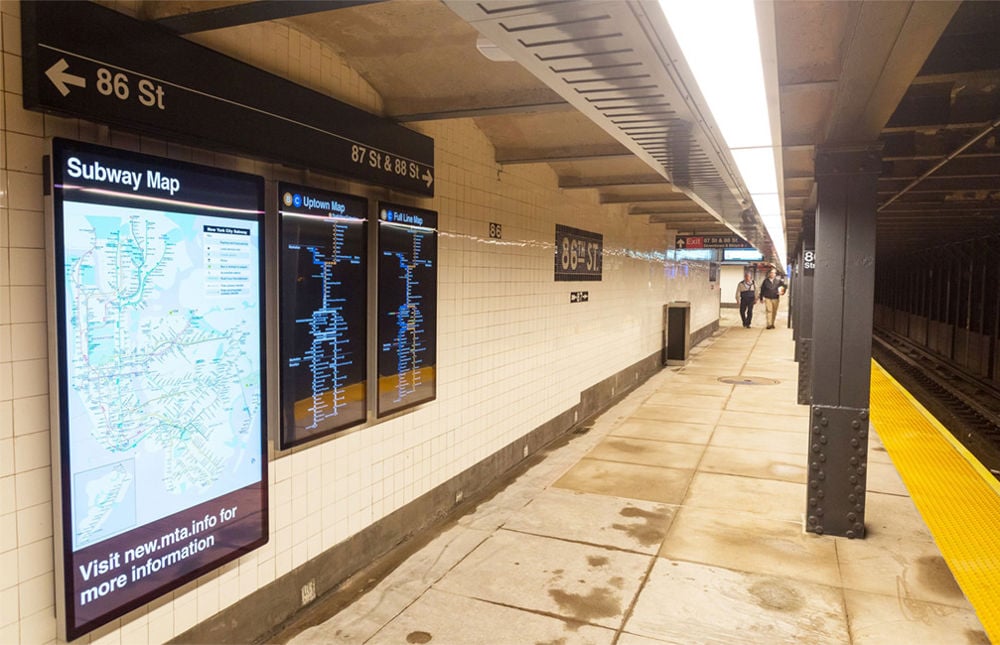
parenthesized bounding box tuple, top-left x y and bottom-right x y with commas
(675, 234, 749, 249)
(21, 1, 435, 196)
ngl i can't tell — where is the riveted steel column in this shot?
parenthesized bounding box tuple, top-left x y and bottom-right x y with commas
(796, 212, 815, 405)
(806, 146, 881, 539)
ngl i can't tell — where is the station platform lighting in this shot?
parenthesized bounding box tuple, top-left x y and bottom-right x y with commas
(660, 0, 786, 267)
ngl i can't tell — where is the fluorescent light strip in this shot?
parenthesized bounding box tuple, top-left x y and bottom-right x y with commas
(60, 184, 263, 216)
(731, 147, 778, 196)
(381, 221, 435, 232)
(752, 193, 781, 217)
(282, 211, 364, 222)
(660, 0, 787, 266)
(660, 0, 770, 149)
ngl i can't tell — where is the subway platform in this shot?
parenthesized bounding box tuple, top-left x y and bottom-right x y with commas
(274, 306, 988, 645)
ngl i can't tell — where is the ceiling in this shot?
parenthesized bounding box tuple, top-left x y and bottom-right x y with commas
(775, 0, 1000, 260)
(140, 0, 1000, 265)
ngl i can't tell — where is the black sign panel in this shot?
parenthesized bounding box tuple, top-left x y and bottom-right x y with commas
(279, 183, 368, 448)
(555, 224, 602, 281)
(50, 139, 267, 641)
(803, 247, 816, 275)
(377, 203, 437, 416)
(21, 1, 434, 195)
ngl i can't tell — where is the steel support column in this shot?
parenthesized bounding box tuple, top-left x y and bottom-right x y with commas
(788, 253, 797, 331)
(796, 212, 815, 405)
(806, 146, 881, 538)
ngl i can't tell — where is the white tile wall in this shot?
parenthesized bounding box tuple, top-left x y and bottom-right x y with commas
(0, 2, 720, 643)
(663, 253, 723, 332)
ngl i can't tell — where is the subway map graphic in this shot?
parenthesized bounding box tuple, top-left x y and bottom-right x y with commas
(63, 201, 262, 550)
(282, 214, 367, 443)
(387, 231, 431, 401)
(290, 239, 356, 426)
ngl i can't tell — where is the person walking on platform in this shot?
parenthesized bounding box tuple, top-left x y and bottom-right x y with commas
(759, 268, 786, 329)
(736, 271, 757, 328)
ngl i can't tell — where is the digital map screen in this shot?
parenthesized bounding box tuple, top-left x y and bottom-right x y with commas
(279, 183, 368, 447)
(51, 139, 267, 640)
(376, 203, 437, 416)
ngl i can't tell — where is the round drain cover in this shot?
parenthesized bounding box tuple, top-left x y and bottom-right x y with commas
(718, 376, 781, 385)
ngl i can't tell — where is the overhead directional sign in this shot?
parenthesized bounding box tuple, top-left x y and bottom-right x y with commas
(45, 58, 86, 96)
(21, 1, 435, 196)
(675, 234, 750, 249)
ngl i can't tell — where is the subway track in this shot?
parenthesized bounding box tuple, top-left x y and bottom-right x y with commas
(871, 328, 1000, 479)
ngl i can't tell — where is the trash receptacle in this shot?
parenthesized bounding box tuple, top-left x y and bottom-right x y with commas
(664, 301, 690, 366)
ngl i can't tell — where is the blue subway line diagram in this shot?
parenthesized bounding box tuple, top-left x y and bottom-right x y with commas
(389, 233, 431, 401)
(281, 212, 367, 444)
(376, 208, 437, 416)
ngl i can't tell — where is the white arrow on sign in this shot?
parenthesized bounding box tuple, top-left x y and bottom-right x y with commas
(422, 169, 434, 188)
(46, 58, 87, 97)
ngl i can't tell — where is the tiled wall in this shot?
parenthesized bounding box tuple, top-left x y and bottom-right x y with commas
(0, 3, 718, 643)
(663, 255, 722, 332)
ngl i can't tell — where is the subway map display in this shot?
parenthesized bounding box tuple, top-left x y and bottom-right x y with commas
(279, 183, 368, 447)
(51, 139, 267, 640)
(377, 203, 437, 416)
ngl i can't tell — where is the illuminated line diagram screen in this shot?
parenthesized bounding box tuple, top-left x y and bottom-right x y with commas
(280, 185, 367, 446)
(377, 204, 437, 416)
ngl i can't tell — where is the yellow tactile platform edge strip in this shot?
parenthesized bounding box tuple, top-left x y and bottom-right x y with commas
(870, 360, 1000, 642)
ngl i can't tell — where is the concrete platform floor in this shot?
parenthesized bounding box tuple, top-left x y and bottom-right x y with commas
(277, 307, 988, 644)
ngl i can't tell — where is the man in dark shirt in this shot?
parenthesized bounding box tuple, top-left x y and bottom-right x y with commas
(759, 268, 786, 329)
